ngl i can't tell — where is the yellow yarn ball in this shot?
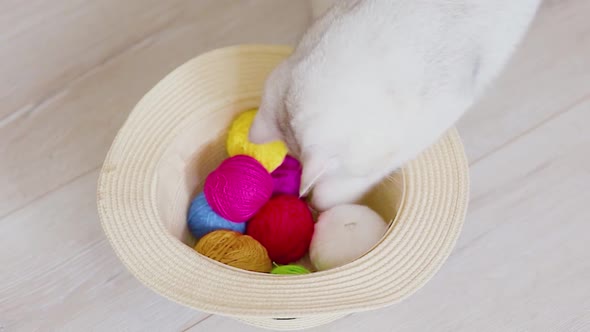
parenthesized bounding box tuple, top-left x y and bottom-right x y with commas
(226, 109, 288, 172)
(195, 230, 272, 273)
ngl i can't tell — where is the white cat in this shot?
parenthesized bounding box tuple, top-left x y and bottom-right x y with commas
(249, 0, 541, 211)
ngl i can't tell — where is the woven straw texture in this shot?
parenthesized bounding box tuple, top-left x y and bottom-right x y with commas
(97, 45, 469, 330)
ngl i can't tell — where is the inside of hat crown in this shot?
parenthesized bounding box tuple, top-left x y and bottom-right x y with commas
(154, 102, 405, 262)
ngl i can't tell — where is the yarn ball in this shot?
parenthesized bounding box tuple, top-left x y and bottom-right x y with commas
(271, 264, 311, 275)
(247, 195, 314, 264)
(204, 155, 273, 222)
(310, 204, 388, 271)
(226, 109, 288, 172)
(195, 230, 272, 273)
(270, 155, 302, 196)
(187, 192, 246, 239)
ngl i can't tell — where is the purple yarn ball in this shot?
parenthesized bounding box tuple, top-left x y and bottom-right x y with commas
(204, 155, 273, 222)
(270, 155, 302, 196)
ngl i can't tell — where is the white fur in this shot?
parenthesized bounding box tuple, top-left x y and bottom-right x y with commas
(250, 0, 541, 211)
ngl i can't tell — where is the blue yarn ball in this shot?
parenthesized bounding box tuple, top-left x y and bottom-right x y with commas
(187, 193, 246, 239)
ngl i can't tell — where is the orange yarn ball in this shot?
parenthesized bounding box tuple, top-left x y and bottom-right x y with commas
(195, 230, 272, 273)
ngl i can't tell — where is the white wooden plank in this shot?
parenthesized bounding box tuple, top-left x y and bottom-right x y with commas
(0, 0, 188, 120)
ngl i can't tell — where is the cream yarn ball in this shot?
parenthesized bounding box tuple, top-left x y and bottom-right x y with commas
(310, 204, 388, 271)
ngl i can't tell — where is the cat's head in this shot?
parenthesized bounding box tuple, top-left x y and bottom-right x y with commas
(249, 62, 404, 211)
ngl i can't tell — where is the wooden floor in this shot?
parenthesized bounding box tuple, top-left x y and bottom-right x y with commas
(1, 1, 589, 331)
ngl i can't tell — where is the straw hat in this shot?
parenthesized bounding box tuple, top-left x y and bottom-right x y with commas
(97, 45, 469, 330)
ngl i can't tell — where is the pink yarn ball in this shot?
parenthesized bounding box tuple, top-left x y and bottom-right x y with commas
(270, 155, 302, 196)
(204, 155, 273, 222)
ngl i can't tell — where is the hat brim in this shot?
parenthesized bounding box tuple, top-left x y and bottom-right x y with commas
(97, 45, 469, 327)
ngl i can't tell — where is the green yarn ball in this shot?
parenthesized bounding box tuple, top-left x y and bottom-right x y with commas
(271, 264, 311, 275)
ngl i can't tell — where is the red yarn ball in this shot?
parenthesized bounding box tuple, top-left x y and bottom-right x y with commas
(204, 155, 273, 222)
(247, 195, 314, 264)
